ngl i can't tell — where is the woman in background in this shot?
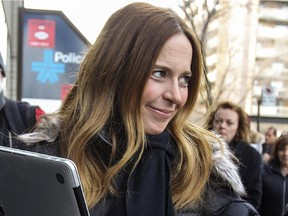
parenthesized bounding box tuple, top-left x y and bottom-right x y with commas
(260, 135, 288, 216)
(208, 101, 262, 210)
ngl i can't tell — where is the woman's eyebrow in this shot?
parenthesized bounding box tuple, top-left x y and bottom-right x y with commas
(154, 64, 192, 74)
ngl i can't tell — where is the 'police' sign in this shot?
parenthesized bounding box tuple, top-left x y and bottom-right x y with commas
(19, 8, 90, 102)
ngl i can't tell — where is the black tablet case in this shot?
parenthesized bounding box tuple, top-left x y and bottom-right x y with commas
(0, 146, 90, 216)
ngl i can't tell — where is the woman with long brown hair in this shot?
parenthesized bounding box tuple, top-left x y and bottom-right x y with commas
(18, 3, 258, 216)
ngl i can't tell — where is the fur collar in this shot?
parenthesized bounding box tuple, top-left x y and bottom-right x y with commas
(210, 135, 246, 196)
(179, 135, 246, 214)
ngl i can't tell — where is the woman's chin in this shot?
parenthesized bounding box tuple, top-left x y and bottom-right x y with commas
(145, 127, 166, 135)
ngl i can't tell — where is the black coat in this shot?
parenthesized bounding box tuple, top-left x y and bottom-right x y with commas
(0, 92, 41, 147)
(13, 131, 260, 216)
(260, 159, 288, 216)
(178, 186, 259, 216)
(230, 139, 262, 210)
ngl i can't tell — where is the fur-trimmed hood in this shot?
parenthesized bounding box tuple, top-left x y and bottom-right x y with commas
(210, 136, 246, 196)
(178, 136, 247, 215)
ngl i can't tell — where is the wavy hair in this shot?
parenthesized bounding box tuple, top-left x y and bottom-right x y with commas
(19, 2, 217, 210)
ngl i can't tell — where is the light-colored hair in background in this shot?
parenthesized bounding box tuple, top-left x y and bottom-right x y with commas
(250, 130, 264, 144)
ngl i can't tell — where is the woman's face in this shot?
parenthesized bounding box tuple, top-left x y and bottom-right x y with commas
(213, 108, 239, 143)
(141, 33, 192, 134)
(278, 145, 288, 168)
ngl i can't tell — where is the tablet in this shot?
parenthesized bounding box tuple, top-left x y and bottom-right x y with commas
(0, 145, 90, 216)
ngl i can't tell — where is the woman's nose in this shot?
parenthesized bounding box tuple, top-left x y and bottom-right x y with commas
(163, 81, 181, 104)
(219, 122, 226, 129)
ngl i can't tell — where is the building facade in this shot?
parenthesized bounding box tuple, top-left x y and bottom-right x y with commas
(253, 0, 288, 117)
(181, 0, 288, 132)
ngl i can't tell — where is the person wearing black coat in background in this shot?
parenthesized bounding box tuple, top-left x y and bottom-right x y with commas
(208, 101, 262, 211)
(0, 52, 44, 148)
(260, 135, 288, 216)
(262, 126, 278, 163)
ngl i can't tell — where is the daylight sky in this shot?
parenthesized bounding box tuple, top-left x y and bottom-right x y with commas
(24, 0, 182, 43)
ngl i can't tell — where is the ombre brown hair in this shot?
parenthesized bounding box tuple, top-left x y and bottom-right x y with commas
(23, 2, 217, 210)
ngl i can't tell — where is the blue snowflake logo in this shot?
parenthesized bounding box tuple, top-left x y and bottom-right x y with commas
(31, 50, 65, 84)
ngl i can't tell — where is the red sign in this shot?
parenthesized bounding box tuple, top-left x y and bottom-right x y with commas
(28, 19, 55, 48)
(61, 84, 73, 101)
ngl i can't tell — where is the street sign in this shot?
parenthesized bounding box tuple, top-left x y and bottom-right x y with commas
(261, 86, 276, 106)
(18, 8, 91, 112)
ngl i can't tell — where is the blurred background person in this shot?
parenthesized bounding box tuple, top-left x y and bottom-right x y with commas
(249, 130, 264, 154)
(208, 101, 262, 210)
(262, 126, 278, 163)
(260, 134, 288, 216)
(0, 52, 44, 148)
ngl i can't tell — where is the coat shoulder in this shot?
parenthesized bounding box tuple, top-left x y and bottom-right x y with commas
(215, 197, 260, 216)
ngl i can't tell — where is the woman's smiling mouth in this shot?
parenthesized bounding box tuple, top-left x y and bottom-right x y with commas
(147, 105, 174, 119)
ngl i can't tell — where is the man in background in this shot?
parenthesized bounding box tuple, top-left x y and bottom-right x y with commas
(262, 126, 277, 162)
(0, 52, 44, 148)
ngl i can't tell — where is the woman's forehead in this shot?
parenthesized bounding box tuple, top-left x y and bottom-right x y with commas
(215, 108, 238, 119)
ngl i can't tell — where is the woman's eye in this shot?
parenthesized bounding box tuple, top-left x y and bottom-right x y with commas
(227, 121, 233, 126)
(152, 70, 166, 79)
(214, 118, 224, 125)
(179, 75, 191, 86)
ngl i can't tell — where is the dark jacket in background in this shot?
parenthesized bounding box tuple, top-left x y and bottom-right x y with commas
(230, 139, 262, 210)
(262, 142, 273, 156)
(260, 159, 288, 216)
(0, 92, 44, 148)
